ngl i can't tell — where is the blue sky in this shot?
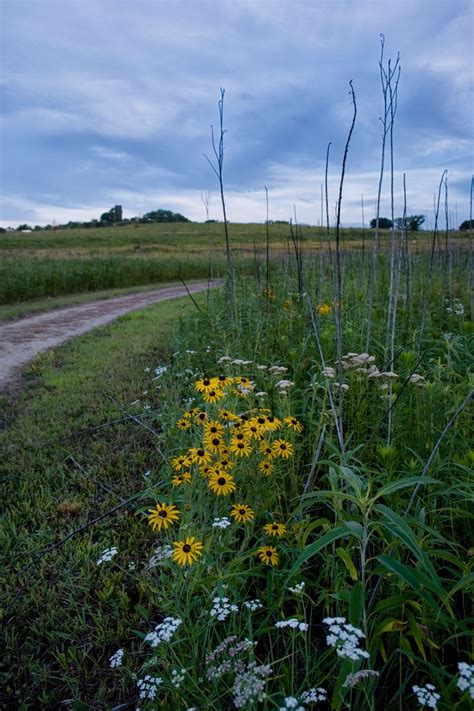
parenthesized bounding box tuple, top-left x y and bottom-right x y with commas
(1, 0, 472, 228)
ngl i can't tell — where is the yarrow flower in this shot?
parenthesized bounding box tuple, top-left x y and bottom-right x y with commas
(148, 543, 173, 567)
(343, 670, 380, 688)
(145, 617, 182, 647)
(457, 662, 474, 699)
(412, 684, 441, 709)
(323, 617, 370, 661)
(300, 687, 327, 704)
(212, 516, 232, 529)
(210, 596, 239, 621)
(275, 618, 309, 632)
(171, 668, 186, 689)
(288, 581, 305, 595)
(109, 648, 124, 668)
(243, 599, 263, 612)
(137, 675, 163, 700)
(279, 697, 304, 710)
(96, 546, 118, 565)
(232, 661, 273, 709)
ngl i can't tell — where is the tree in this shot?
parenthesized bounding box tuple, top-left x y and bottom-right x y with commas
(370, 217, 393, 229)
(395, 214, 425, 232)
(459, 219, 474, 231)
(141, 209, 190, 223)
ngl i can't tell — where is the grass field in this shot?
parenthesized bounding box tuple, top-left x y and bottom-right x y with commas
(1, 222, 469, 307)
(1, 230, 472, 709)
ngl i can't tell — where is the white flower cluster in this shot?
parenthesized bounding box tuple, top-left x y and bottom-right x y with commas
(137, 674, 163, 700)
(412, 683, 440, 709)
(153, 366, 167, 378)
(288, 581, 305, 595)
(275, 379, 295, 391)
(269, 365, 288, 374)
(275, 618, 309, 632)
(144, 617, 182, 647)
(322, 366, 335, 378)
(206, 636, 255, 681)
(233, 661, 273, 709)
(323, 617, 370, 661)
(171, 668, 186, 689)
(212, 516, 232, 529)
(108, 648, 124, 669)
(96, 546, 118, 565)
(299, 687, 327, 704)
(279, 696, 304, 710)
(410, 373, 425, 385)
(243, 599, 263, 612)
(343, 669, 379, 688)
(446, 299, 464, 316)
(148, 544, 173, 567)
(457, 662, 474, 699)
(210, 596, 239, 621)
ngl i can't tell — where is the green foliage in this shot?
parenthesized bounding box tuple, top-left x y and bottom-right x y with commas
(395, 214, 426, 231)
(370, 217, 393, 229)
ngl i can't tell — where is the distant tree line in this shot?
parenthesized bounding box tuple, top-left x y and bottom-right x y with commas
(370, 215, 426, 232)
(0, 206, 191, 233)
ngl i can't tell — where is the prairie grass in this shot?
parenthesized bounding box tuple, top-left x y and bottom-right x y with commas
(1, 243, 472, 709)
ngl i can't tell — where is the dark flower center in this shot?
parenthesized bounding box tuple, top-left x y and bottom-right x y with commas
(237, 443, 244, 449)
(236, 433, 244, 441)
(183, 544, 191, 553)
(218, 477, 226, 486)
(212, 438, 220, 446)
(203, 379, 210, 386)
(266, 550, 272, 557)
(198, 413, 206, 420)
(257, 417, 265, 424)
(159, 511, 167, 518)
(210, 426, 218, 433)
(197, 450, 205, 457)
(218, 375, 226, 381)
(280, 443, 287, 450)
(272, 524, 278, 530)
(239, 509, 246, 515)
(209, 390, 217, 397)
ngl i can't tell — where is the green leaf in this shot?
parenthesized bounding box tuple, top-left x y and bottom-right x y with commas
(287, 526, 352, 581)
(373, 476, 439, 500)
(376, 554, 443, 617)
(336, 547, 358, 580)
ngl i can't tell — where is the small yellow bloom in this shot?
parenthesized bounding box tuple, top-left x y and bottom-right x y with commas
(258, 460, 274, 476)
(230, 503, 255, 524)
(195, 377, 215, 393)
(243, 421, 264, 439)
(188, 447, 212, 466)
(208, 470, 236, 496)
(271, 439, 294, 459)
(316, 302, 332, 316)
(284, 417, 303, 433)
(263, 522, 287, 537)
(259, 440, 275, 458)
(202, 388, 225, 404)
(203, 420, 225, 438)
(203, 434, 225, 453)
(172, 536, 204, 566)
(194, 410, 209, 426)
(264, 415, 282, 431)
(230, 438, 253, 457)
(171, 454, 192, 471)
(214, 374, 233, 387)
(257, 545, 279, 566)
(176, 418, 191, 431)
(219, 409, 239, 421)
(171, 471, 192, 487)
(148, 503, 180, 532)
(199, 464, 215, 479)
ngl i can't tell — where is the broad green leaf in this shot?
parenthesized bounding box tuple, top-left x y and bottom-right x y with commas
(287, 526, 352, 580)
(348, 582, 364, 626)
(336, 546, 358, 581)
(376, 554, 443, 617)
(373, 476, 439, 500)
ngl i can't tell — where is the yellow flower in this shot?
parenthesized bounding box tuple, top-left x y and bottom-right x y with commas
(208, 470, 236, 496)
(284, 417, 303, 433)
(316, 302, 332, 316)
(171, 454, 192, 471)
(203, 420, 225, 438)
(194, 410, 209, 426)
(259, 440, 275, 458)
(202, 388, 225, 404)
(176, 417, 191, 431)
(148, 503, 180, 532)
(172, 471, 192, 487)
(188, 447, 212, 466)
(195, 377, 215, 393)
(258, 460, 274, 476)
(264, 415, 282, 431)
(172, 536, 204, 566)
(219, 409, 239, 421)
(243, 421, 264, 439)
(199, 464, 215, 479)
(230, 438, 253, 457)
(263, 522, 287, 537)
(215, 455, 235, 471)
(203, 434, 225, 454)
(263, 287, 275, 300)
(230, 503, 255, 524)
(271, 439, 294, 459)
(214, 374, 233, 387)
(257, 545, 279, 566)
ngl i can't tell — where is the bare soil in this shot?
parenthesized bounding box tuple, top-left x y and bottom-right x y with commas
(0, 281, 220, 392)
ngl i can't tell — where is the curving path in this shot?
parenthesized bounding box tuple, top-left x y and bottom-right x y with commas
(0, 281, 221, 391)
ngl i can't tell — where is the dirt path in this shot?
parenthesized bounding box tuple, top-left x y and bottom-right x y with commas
(0, 281, 221, 392)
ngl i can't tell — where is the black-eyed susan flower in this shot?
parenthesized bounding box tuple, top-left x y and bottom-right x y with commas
(199, 464, 215, 479)
(188, 447, 212, 466)
(271, 439, 294, 458)
(171, 471, 192, 487)
(148, 503, 180, 532)
(259, 440, 275, 458)
(265, 415, 282, 431)
(215, 374, 233, 387)
(284, 416, 303, 433)
(195, 377, 214, 393)
(203, 420, 225, 438)
(257, 545, 279, 566)
(316, 302, 332, 316)
(258, 460, 274, 476)
(171, 454, 192, 471)
(236, 376, 253, 389)
(208, 470, 236, 496)
(230, 438, 252, 457)
(263, 522, 287, 537)
(194, 410, 209, 426)
(176, 417, 191, 431)
(219, 409, 238, 421)
(172, 537, 203, 566)
(230, 503, 255, 524)
(202, 388, 225, 404)
(215, 456, 235, 470)
(243, 421, 264, 439)
(203, 434, 225, 454)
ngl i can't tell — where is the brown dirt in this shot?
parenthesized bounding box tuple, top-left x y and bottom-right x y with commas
(0, 281, 220, 393)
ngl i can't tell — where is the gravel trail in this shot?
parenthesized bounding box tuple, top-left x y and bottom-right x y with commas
(0, 281, 220, 391)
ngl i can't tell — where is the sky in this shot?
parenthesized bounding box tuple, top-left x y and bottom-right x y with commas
(1, 0, 472, 228)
